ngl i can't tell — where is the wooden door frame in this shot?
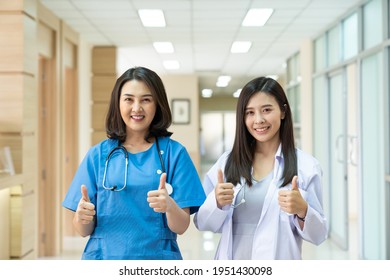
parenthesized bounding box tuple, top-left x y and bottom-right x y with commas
(38, 55, 58, 257)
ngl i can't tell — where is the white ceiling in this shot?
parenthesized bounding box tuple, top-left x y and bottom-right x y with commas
(40, 0, 363, 97)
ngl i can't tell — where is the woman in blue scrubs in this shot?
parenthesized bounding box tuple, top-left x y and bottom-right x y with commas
(62, 66, 206, 260)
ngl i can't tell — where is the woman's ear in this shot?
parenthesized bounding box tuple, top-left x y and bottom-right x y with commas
(281, 104, 287, 119)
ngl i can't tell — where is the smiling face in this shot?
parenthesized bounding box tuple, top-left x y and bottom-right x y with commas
(244, 91, 285, 146)
(119, 79, 157, 138)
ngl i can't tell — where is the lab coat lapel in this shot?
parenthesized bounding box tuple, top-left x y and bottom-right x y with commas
(221, 183, 242, 259)
(258, 144, 283, 224)
(252, 144, 283, 259)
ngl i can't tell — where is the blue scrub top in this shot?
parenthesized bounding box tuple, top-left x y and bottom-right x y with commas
(62, 136, 206, 260)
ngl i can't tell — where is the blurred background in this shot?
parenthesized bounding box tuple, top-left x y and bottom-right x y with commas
(0, 0, 389, 260)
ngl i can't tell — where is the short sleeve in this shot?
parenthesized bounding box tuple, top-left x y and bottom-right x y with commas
(62, 147, 99, 212)
(164, 139, 206, 215)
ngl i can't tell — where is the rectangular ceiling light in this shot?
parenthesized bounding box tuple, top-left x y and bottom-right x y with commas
(231, 41, 252, 53)
(242, 8, 273, 26)
(216, 75, 231, 87)
(138, 9, 166, 27)
(163, 60, 180, 70)
(153, 42, 174, 53)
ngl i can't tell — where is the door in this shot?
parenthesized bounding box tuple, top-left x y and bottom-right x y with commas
(38, 56, 58, 256)
(200, 111, 235, 177)
(328, 71, 349, 250)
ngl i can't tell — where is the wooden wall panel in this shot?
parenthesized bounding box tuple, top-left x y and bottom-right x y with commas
(92, 131, 107, 146)
(22, 134, 37, 194)
(0, 135, 23, 174)
(92, 75, 116, 102)
(0, 0, 38, 260)
(92, 47, 116, 74)
(0, 75, 23, 132)
(91, 103, 108, 131)
(24, 16, 37, 74)
(38, 22, 53, 58)
(91, 47, 116, 146)
(23, 75, 37, 133)
(0, 16, 23, 71)
(0, 15, 37, 73)
(0, 188, 10, 259)
(0, 0, 37, 18)
(10, 191, 35, 258)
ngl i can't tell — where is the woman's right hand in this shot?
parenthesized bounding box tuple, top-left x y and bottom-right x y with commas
(75, 185, 96, 225)
(215, 169, 234, 209)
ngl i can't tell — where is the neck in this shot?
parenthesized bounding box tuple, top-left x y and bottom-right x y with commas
(123, 134, 154, 153)
(255, 139, 280, 157)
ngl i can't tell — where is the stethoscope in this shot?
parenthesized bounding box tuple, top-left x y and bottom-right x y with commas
(231, 184, 246, 208)
(102, 138, 173, 195)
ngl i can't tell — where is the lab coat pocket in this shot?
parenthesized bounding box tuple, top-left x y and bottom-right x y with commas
(279, 210, 294, 231)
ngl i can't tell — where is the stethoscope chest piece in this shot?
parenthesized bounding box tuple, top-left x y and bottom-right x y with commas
(165, 183, 173, 195)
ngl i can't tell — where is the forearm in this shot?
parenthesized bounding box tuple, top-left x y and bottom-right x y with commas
(73, 214, 95, 237)
(166, 203, 190, 235)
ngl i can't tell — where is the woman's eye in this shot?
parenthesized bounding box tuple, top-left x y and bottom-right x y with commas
(263, 108, 271, 113)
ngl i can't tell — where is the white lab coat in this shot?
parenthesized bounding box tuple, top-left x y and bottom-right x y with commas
(194, 145, 328, 259)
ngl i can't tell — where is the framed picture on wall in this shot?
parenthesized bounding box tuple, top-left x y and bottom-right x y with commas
(172, 99, 190, 124)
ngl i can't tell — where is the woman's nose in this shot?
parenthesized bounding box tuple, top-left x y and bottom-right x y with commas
(254, 113, 264, 124)
(132, 101, 143, 112)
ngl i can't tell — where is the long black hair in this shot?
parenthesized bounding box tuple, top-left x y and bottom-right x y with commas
(224, 77, 296, 187)
(105, 66, 173, 143)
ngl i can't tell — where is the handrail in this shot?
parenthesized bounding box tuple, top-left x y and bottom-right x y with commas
(0, 174, 24, 191)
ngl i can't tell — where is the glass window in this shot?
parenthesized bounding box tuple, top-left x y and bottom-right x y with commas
(342, 13, 358, 60)
(361, 52, 385, 259)
(363, 0, 382, 49)
(313, 76, 329, 220)
(287, 56, 296, 85)
(287, 53, 300, 85)
(287, 85, 301, 148)
(314, 35, 326, 72)
(328, 25, 341, 66)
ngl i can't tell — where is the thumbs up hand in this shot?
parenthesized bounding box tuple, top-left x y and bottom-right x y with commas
(278, 176, 307, 218)
(75, 185, 96, 224)
(215, 169, 234, 209)
(147, 173, 172, 213)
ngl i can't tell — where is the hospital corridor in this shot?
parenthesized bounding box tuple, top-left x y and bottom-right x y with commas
(1, 0, 390, 262)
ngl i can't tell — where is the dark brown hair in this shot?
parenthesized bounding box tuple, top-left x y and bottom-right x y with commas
(105, 66, 172, 142)
(225, 77, 297, 187)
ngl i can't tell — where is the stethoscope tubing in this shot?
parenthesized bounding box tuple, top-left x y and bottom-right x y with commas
(102, 138, 165, 192)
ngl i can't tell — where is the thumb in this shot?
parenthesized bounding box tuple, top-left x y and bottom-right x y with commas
(217, 169, 224, 184)
(291, 176, 299, 191)
(81, 185, 90, 202)
(159, 173, 167, 190)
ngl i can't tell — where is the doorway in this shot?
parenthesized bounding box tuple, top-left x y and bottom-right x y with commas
(38, 55, 58, 256)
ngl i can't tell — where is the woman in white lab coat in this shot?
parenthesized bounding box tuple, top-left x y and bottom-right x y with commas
(194, 77, 328, 259)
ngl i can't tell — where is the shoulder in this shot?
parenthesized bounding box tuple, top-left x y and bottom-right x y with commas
(91, 138, 116, 150)
(86, 138, 118, 157)
(218, 151, 230, 164)
(295, 148, 322, 176)
(296, 148, 320, 165)
(159, 136, 186, 152)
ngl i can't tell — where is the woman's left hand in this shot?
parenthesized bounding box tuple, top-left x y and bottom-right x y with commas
(147, 173, 173, 213)
(278, 176, 307, 219)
